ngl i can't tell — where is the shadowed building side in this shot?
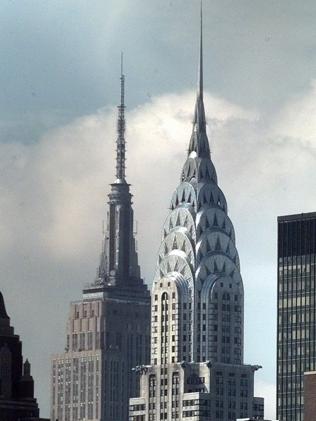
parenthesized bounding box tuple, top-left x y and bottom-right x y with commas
(0, 292, 48, 421)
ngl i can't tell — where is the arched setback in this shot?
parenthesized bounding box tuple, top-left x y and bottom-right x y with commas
(158, 230, 195, 269)
(163, 208, 196, 243)
(181, 157, 218, 184)
(170, 182, 197, 211)
(196, 207, 236, 243)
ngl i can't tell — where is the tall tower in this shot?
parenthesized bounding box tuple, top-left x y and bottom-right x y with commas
(51, 60, 150, 421)
(277, 212, 316, 421)
(129, 7, 264, 421)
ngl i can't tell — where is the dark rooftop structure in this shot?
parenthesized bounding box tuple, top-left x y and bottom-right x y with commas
(0, 291, 49, 421)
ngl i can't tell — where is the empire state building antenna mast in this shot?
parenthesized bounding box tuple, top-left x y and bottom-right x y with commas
(116, 52, 126, 182)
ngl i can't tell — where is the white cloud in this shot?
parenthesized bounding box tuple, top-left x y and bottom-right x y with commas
(272, 79, 316, 144)
(0, 91, 257, 264)
(255, 379, 276, 420)
(1, 84, 316, 415)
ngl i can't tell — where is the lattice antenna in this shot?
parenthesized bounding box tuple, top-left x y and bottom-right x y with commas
(116, 52, 126, 181)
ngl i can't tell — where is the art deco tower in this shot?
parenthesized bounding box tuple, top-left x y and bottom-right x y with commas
(51, 61, 150, 421)
(129, 9, 264, 421)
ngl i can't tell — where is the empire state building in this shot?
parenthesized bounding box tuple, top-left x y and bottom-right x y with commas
(51, 60, 150, 421)
(129, 9, 264, 421)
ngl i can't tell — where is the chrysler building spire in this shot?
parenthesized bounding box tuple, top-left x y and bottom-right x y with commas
(189, 1, 209, 158)
(116, 52, 126, 182)
(198, 1, 203, 99)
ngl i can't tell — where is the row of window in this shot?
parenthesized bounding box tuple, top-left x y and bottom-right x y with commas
(153, 296, 241, 305)
(54, 402, 97, 421)
(129, 404, 145, 411)
(69, 332, 98, 351)
(183, 399, 208, 407)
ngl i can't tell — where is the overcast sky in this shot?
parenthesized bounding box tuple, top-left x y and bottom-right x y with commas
(1, 1, 316, 418)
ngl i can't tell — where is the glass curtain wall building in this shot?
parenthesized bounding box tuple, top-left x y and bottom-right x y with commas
(277, 212, 316, 421)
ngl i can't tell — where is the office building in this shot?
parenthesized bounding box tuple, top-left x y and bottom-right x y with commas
(51, 63, 150, 421)
(129, 10, 264, 421)
(277, 212, 316, 420)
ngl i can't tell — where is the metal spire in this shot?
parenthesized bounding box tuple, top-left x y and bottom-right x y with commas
(116, 52, 126, 182)
(198, 0, 203, 99)
(193, 0, 206, 129)
(188, 0, 210, 157)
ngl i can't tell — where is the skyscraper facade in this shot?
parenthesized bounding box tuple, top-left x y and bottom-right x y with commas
(277, 212, 316, 421)
(129, 12, 264, 421)
(51, 64, 150, 421)
(0, 291, 48, 421)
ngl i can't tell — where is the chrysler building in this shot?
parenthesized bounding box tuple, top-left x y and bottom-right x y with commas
(129, 8, 264, 421)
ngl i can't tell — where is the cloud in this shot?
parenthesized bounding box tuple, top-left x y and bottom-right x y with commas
(273, 79, 316, 144)
(0, 91, 256, 266)
(1, 84, 316, 415)
(255, 379, 276, 420)
(1, 0, 315, 129)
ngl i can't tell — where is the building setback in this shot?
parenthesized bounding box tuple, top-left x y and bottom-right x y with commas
(51, 62, 150, 421)
(129, 9, 264, 421)
(0, 292, 48, 421)
(277, 212, 316, 421)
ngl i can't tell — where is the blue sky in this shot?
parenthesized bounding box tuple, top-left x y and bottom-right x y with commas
(0, 0, 316, 418)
